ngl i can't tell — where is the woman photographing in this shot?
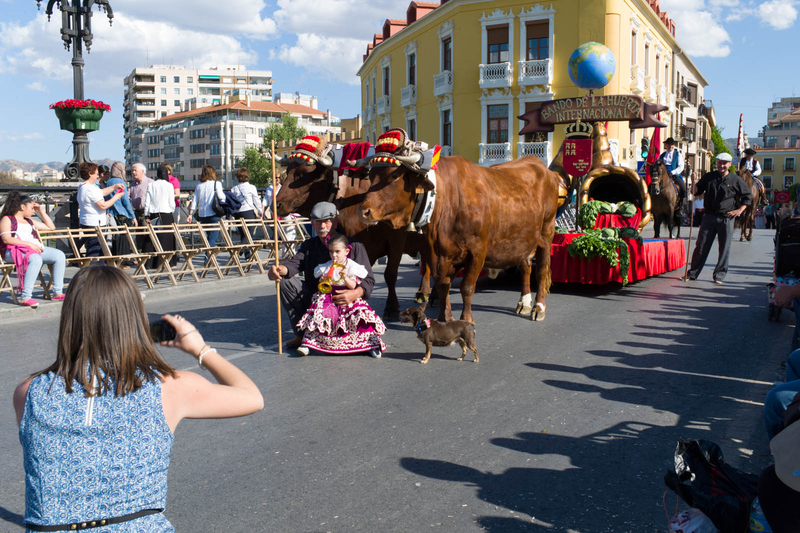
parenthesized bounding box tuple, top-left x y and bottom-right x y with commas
(14, 266, 264, 531)
(0, 191, 66, 308)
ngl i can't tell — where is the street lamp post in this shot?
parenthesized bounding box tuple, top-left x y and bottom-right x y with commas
(37, 0, 113, 179)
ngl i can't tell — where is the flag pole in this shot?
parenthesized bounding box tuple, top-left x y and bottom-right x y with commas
(271, 139, 282, 355)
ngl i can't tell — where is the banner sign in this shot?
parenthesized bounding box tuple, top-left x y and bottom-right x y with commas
(775, 190, 791, 204)
(562, 138, 593, 176)
(519, 94, 667, 134)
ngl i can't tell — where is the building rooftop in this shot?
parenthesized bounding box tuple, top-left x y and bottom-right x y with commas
(152, 100, 325, 124)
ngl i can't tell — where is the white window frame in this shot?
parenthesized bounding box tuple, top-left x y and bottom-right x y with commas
(405, 40, 417, 86)
(785, 175, 794, 189)
(763, 175, 772, 189)
(381, 55, 391, 97)
(786, 157, 796, 171)
(479, 8, 515, 66)
(630, 15, 642, 66)
(439, 103, 454, 152)
(480, 89, 514, 144)
(518, 4, 555, 62)
(438, 20, 454, 73)
(764, 157, 773, 171)
(406, 111, 417, 141)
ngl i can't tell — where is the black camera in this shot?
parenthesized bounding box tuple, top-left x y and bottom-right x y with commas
(149, 320, 177, 343)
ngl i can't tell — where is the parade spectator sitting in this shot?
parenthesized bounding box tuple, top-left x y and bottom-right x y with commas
(267, 202, 375, 350)
(76, 162, 126, 258)
(13, 265, 263, 532)
(295, 234, 386, 358)
(682, 153, 752, 284)
(0, 191, 66, 308)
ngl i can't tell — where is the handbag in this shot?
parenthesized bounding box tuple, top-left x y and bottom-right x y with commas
(211, 182, 225, 217)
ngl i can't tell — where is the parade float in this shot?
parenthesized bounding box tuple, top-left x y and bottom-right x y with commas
(520, 42, 686, 285)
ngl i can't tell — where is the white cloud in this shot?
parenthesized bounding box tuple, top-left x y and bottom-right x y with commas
(27, 81, 46, 92)
(274, 0, 396, 39)
(668, 9, 733, 57)
(0, 131, 46, 142)
(276, 34, 366, 85)
(758, 0, 798, 29)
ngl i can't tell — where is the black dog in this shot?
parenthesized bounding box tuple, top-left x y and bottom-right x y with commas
(400, 305, 479, 364)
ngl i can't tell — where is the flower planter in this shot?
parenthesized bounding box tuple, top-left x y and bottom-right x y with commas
(54, 107, 104, 132)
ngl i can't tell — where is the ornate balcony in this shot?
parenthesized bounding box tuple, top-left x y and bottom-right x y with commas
(517, 141, 551, 166)
(644, 75, 657, 102)
(675, 85, 693, 107)
(518, 58, 552, 87)
(376, 95, 391, 116)
(478, 142, 512, 166)
(658, 84, 668, 107)
(630, 65, 645, 94)
(479, 62, 513, 90)
(401, 85, 417, 108)
(433, 70, 453, 97)
(363, 104, 375, 123)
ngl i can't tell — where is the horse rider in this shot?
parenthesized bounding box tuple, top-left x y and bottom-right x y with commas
(658, 137, 687, 208)
(739, 148, 767, 199)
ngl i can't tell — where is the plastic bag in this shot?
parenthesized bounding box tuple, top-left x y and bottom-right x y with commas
(664, 439, 759, 533)
(669, 508, 719, 533)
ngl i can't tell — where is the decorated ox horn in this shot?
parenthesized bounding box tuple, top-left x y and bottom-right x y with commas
(346, 155, 375, 167)
(395, 153, 422, 165)
(317, 153, 334, 167)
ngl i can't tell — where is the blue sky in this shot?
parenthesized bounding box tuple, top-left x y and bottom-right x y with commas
(0, 0, 798, 164)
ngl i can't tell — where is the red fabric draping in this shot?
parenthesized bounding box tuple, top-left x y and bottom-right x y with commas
(644, 115, 663, 185)
(594, 209, 642, 229)
(550, 233, 685, 284)
(339, 142, 373, 174)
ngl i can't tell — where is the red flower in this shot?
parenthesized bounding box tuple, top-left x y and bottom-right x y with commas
(49, 99, 111, 112)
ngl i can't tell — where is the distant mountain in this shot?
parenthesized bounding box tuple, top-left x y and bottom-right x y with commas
(0, 158, 117, 172)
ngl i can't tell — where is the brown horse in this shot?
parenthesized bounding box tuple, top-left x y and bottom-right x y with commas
(274, 158, 432, 320)
(649, 160, 681, 238)
(735, 168, 763, 241)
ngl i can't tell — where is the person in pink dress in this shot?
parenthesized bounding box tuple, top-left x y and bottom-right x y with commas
(296, 234, 386, 358)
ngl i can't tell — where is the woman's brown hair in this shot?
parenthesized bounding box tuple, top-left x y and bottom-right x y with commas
(236, 168, 250, 183)
(200, 165, 217, 182)
(35, 265, 176, 397)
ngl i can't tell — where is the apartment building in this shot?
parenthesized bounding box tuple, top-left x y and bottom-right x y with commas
(761, 97, 800, 149)
(129, 93, 341, 186)
(357, 0, 711, 173)
(123, 65, 274, 167)
(670, 53, 714, 175)
(755, 147, 799, 203)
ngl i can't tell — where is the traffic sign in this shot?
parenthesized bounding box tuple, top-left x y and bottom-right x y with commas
(637, 161, 647, 178)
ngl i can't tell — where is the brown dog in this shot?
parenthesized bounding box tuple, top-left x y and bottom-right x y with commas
(400, 305, 479, 364)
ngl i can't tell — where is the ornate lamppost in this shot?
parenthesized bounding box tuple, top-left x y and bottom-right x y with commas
(37, 0, 114, 179)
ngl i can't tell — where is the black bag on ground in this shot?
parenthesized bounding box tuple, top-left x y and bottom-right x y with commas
(664, 439, 759, 533)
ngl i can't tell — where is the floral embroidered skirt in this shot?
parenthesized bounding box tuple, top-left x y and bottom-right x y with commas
(296, 290, 387, 354)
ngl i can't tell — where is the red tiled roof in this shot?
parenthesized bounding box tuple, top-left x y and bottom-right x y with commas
(410, 1, 440, 7)
(154, 100, 324, 123)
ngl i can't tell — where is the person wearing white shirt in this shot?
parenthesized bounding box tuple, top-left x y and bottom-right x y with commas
(263, 176, 281, 218)
(231, 168, 262, 260)
(187, 165, 226, 251)
(144, 165, 178, 266)
(77, 162, 126, 257)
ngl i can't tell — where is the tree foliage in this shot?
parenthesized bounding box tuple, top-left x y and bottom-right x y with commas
(0, 171, 33, 187)
(261, 113, 307, 146)
(711, 125, 730, 164)
(239, 147, 272, 188)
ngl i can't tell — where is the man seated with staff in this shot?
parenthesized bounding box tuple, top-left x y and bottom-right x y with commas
(267, 202, 375, 349)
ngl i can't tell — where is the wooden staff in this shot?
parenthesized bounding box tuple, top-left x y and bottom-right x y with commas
(271, 139, 282, 354)
(683, 193, 695, 280)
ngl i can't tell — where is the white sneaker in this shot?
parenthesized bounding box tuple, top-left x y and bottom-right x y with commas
(369, 348, 382, 359)
(297, 346, 309, 356)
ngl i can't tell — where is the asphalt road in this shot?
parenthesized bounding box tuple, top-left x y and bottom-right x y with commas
(0, 228, 791, 532)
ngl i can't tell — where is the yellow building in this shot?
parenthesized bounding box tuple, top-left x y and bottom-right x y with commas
(357, 0, 709, 171)
(755, 148, 800, 204)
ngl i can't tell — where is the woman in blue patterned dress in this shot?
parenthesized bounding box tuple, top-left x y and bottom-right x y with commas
(13, 266, 264, 532)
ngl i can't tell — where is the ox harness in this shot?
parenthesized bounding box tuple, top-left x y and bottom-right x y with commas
(407, 169, 437, 232)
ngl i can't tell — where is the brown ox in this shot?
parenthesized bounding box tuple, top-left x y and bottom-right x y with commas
(359, 155, 560, 324)
(274, 158, 432, 320)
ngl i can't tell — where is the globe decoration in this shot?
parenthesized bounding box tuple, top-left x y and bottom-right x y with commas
(568, 42, 616, 90)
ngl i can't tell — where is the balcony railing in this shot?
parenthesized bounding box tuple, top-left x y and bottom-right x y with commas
(478, 142, 512, 166)
(677, 125, 696, 143)
(630, 65, 645, 94)
(401, 85, 417, 108)
(518, 58, 552, 87)
(676, 85, 693, 107)
(440, 145, 453, 156)
(376, 95, 390, 116)
(658, 84, 668, 107)
(479, 62, 513, 90)
(644, 75, 657, 102)
(517, 141, 551, 166)
(364, 104, 375, 123)
(433, 70, 453, 97)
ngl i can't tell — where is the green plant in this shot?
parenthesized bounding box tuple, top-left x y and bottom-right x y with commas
(261, 113, 308, 146)
(239, 146, 272, 187)
(567, 229, 631, 285)
(710, 125, 730, 164)
(789, 183, 799, 202)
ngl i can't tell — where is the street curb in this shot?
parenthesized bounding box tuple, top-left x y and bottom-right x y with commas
(0, 273, 274, 323)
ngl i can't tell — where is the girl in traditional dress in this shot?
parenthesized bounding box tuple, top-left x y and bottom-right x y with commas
(296, 235, 386, 358)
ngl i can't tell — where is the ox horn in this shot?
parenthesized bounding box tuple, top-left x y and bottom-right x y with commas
(318, 154, 333, 167)
(395, 153, 422, 165)
(346, 156, 375, 167)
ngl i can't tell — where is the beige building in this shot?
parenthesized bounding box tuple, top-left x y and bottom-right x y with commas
(761, 97, 800, 149)
(123, 65, 274, 167)
(669, 52, 714, 176)
(755, 147, 799, 203)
